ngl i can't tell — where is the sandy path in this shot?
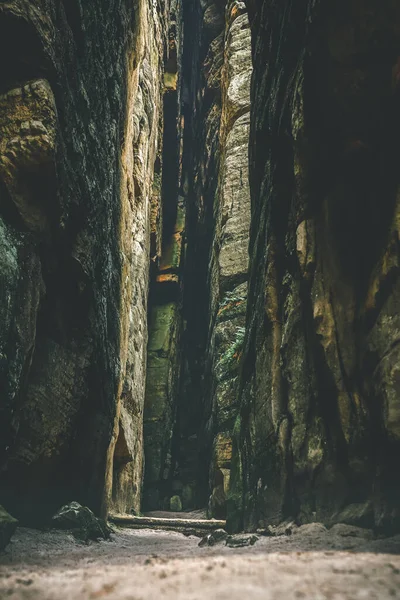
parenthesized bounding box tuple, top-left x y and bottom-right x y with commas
(0, 525, 399, 599)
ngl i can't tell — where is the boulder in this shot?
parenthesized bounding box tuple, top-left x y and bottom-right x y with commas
(265, 519, 297, 537)
(51, 502, 110, 542)
(199, 529, 258, 548)
(169, 495, 182, 512)
(225, 534, 258, 548)
(198, 528, 228, 547)
(330, 523, 374, 541)
(294, 523, 328, 536)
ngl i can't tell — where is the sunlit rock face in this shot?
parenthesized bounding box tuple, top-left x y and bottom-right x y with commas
(206, 1, 252, 517)
(169, 0, 252, 514)
(229, 0, 400, 533)
(0, 0, 171, 522)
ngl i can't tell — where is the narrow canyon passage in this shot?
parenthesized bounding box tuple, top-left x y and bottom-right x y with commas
(0, 0, 400, 598)
(141, 0, 253, 518)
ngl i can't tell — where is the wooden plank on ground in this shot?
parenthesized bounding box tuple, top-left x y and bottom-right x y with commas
(108, 513, 226, 531)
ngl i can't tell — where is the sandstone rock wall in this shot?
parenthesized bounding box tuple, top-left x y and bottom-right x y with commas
(0, 0, 172, 522)
(229, 0, 400, 533)
(169, 0, 252, 513)
(105, 0, 174, 517)
(207, 0, 252, 517)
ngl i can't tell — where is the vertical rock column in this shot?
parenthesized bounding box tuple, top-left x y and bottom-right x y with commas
(207, 1, 252, 518)
(0, 0, 145, 521)
(229, 0, 400, 533)
(172, 0, 252, 513)
(0, 0, 175, 522)
(106, 1, 186, 517)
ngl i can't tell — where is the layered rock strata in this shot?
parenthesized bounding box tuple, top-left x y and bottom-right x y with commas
(206, 1, 252, 517)
(229, 0, 400, 533)
(169, 0, 252, 514)
(0, 0, 174, 522)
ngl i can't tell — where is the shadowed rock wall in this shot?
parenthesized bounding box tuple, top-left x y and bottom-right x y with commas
(229, 0, 400, 533)
(142, 1, 185, 511)
(0, 0, 172, 522)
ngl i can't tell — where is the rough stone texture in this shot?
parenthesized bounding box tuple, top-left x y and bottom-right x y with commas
(229, 0, 400, 533)
(0, 0, 173, 523)
(207, 3, 252, 515)
(51, 501, 109, 542)
(105, 0, 174, 518)
(174, 0, 252, 514)
(0, 79, 56, 232)
(198, 528, 228, 546)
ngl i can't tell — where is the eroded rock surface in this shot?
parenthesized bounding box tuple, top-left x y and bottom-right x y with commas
(229, 0, 400, 533)
(162, 0, 253, 517)
(0, 0, 176, 522)
(51, 502, 110, 542)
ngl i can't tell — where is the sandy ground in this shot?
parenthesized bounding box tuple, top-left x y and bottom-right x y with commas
(0, 523, 400, 599)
